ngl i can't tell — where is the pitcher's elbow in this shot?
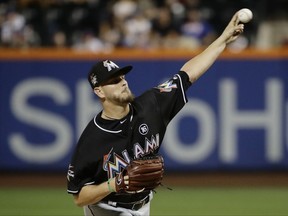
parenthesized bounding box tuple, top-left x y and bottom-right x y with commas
(73, 195, 85, 207)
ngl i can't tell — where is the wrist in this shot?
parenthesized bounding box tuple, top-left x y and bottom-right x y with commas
(107, 178, 116, 193)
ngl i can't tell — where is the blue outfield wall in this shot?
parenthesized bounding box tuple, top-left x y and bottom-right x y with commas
(0, 58, 287, 171)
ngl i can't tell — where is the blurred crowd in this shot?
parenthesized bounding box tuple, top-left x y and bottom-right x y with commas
(0, 0, 287, 52)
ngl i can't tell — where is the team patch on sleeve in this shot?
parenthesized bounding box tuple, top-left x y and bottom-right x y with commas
(156, 76, 178, 92)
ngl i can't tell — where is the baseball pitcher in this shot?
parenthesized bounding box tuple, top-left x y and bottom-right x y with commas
(67, 11, 245, 216)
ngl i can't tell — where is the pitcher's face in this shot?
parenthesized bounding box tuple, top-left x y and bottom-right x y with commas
(98, 75, 134, 105)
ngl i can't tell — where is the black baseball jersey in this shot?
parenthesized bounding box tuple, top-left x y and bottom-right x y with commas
(67, 71, 191, 202)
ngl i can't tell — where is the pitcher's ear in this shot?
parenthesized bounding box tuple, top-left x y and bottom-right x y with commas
(94, 87, 104, 99)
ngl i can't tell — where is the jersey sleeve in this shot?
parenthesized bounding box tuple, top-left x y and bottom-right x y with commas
(66, 162, 96, 194)
(66, 156, 98, 194)
(66, 121, 100, 194)
(152, 71, 191, 126)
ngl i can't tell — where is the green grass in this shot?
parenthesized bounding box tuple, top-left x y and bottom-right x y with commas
(0, 187, 82, 216)
(151, 187, 288, 216)
(1, 187, 288, 216)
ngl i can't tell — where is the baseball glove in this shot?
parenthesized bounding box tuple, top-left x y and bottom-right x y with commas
(115, 155, 164, 193)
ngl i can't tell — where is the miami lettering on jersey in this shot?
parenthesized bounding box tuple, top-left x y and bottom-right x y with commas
(103, 133, 160, 179)
(103, 148, 129, 179)
(133, 134, 160, 158)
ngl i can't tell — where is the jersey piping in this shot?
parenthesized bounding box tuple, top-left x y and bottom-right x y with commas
(67, 181, 95, 194)
(84, 181, 96, 186)
(67, 189, 79, 193)
(175, 73, 187, 104)
(94, 116, 122, 133)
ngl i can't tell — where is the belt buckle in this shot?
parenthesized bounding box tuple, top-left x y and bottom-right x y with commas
(131, 200, 145, 211)
(131, 195, 150, 211)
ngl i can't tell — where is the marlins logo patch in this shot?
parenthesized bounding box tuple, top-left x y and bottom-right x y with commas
(156, 79, 177, 92)
(103, 60, 119, 72)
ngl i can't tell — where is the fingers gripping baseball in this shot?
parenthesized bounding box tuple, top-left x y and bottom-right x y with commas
(222, 11, 245, 44)
(115, 155, 164, 194)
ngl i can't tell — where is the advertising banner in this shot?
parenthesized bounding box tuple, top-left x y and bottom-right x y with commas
(0, 58, 287, 171)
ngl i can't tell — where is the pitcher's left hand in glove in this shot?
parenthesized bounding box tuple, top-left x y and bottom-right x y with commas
(115, 155, 164, 193)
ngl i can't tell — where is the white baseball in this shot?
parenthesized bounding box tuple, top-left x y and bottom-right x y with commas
(238, 8, 253, 23)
